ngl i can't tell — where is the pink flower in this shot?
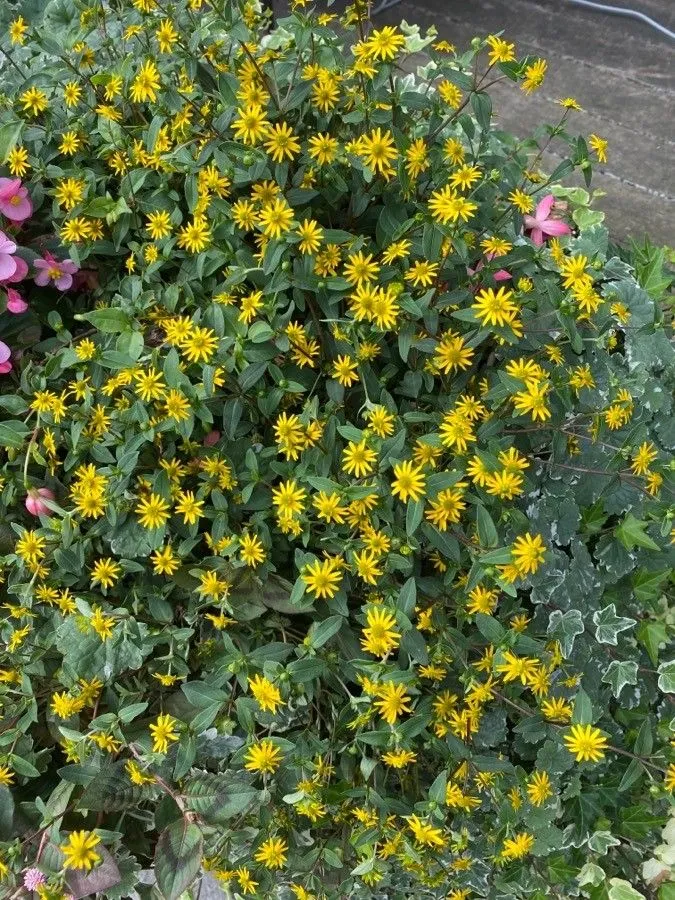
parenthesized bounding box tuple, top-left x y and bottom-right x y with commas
(0, 177, 32, 223)
(0, 340, 12, 373)
(467, 253, 511, 287)
(6, 288, 27, 313)
(203, 430, 221, 447)
(23, 867, 47, 890)
(0, 231, 19, 281)
(25, 487, 55, 517)
(523, 194, 572, 245)
(34, 252, 79, 291)
(0, 255, 27, 285)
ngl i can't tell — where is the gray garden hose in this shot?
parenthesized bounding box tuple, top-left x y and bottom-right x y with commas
(565, 0, 675, 40)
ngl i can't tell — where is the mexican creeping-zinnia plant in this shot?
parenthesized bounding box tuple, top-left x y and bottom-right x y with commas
(0, 1, 672, 899)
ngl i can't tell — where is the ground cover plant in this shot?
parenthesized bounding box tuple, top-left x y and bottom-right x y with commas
(0, 0, 673, 897)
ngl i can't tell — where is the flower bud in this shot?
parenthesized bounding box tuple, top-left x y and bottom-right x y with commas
(25, 487, 55, 517)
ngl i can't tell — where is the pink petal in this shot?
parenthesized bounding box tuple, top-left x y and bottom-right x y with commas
(529, 227, 545, 246)
(535, 194, 556, 220)
(540, 219, 572, 237)
(0, 254, 17, 281)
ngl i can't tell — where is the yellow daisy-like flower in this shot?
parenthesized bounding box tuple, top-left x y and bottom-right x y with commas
(563, 724, 608, 763)
(149, 713, 180, 753)
(60, 830, 101, 871)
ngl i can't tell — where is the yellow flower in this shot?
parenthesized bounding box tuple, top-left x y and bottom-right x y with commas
(258, 198, 294, 239)
(508, 188, 534, 214)
(149, 713, 180, 753)
(180, 325, 218, 363)
(382, 749, 417, 767)
(521, 58, 547, 93)
(264, 122, 301, 163)
(512, 380, 551, 422)
(232, 104, 270, 145)
(9, 16, 28, 44)
(391, 460, 426, 504)
(245, 738, 283, 774)
(296, 218, 323, 254)
(342, 439, 377, 478)
(177, 217, 211, 253)
(308, 132, 338, 165)
(472, 286, 519, 328)
(155, 18, 178, 52)
(151, 544, 180, 575)
(358, 127, 398, 176)
(239, 532, 266, 567)
(405, 260, 438, 288)
(302, 558, 343, 599)
(90, 557, 121, 589)
(374, 681, 412, 724)
(60, 830, 101, 871)
(6, 145, 29, 176)
(174, 490, 205, 525)
(405, 815, 446, 848)
(630, 441, 657, 476)
(589, 134, 608, 163)
(146, 209, 172, 239)
(332, 354, 359, 386)
(429, 184, 477, 224)
(486, 34, 516, 64)
(249, 673, 284, 714)
(365, 26, 406, 61)
(563, 723, 608, 763)
(0, 765, 15, 786)
(136, 493, 171, 529)
(511, 532, 546, 575)
(361, 607, 400, 657)
(91, 606, 115, 641)
(526, 770, 553, 806)
(254, 836, 288, 869)
(500, 831, 534, 859)
(130, 60, 161, 104)
(20, 86, 49, 116)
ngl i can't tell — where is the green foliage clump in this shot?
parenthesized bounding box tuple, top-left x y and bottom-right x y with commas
(0, 1, 673, 898)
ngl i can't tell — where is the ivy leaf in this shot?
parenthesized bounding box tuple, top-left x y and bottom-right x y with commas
(637, 620, 668, 665)
(547, 608, 584, 658)
(593, 604, 636, 645)
(154, 819, 203, 900)
(588, 830, 621, 855)
(657, 660, 675, 694)
(608, 879, 646, 900)
(602, 660, 638, 698)
(615, 514, 661, 552)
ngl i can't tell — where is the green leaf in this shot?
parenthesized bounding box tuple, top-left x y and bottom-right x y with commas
(476, 504, 498, 548)
(602, 660, 638, 698)
(0, 786, 13, 840)
(406, 498, 424, 536)
(572, 688, 593, 725)
(657, 659, 675, 694)
(75, 308, 132, 333)
(184, 773, 257, 822)
(632, 568, 669, 603)
(618, 805, 665, 840)
(0, 120, 23, 163)
(637, 620, 668, 665)
(593, 604, 636, 645)
(608, 879, 646, 900)
(615, 514, 661, 552)
(397, 578, 416, 616)
(547, 608, 584, 657)
(617, 757, 644, 792)
(307, 615, 343, 648)
(154, 820, 203, 900)
(0, 420, 30, 448)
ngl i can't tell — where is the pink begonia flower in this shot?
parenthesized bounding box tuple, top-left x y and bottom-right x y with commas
(34, 252, 79, 290)
(23, 868, 47, 890)
(0, 177, 33, 222)
(0, 254, 28, 285)
(0, 231, 19, 281)
(203, 430, 221, 447)
(25, 487, 55, 517)
(523, 194, 572, 245)
(0, 340, 12, 373)
(6, 288, 27, 313)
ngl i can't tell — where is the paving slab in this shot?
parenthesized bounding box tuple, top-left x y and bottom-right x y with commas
(374, 0, 674, 244)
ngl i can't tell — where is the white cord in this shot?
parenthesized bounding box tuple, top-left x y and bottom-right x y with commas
(566, 0, 675, 40)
